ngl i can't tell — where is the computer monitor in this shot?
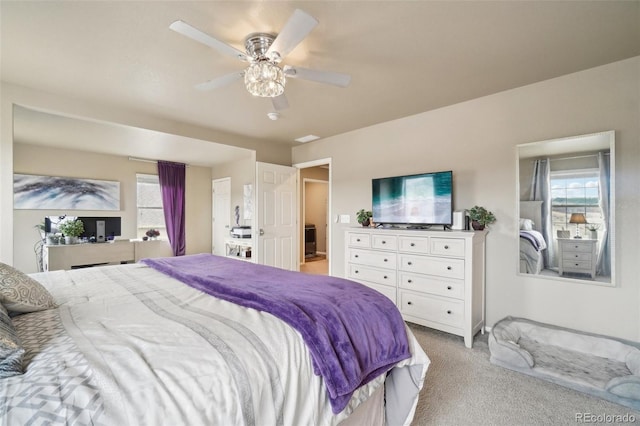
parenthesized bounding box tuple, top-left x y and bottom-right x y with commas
(77, 216, 121, 242)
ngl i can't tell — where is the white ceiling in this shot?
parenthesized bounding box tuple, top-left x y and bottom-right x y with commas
(2, 1, 639, 162)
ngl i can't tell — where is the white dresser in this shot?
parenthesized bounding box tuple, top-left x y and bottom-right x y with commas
(345, 228, 486, 348)
(557, 238, 597, 279)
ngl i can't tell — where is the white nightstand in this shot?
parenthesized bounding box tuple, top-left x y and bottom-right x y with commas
(557, 238, 597, 279)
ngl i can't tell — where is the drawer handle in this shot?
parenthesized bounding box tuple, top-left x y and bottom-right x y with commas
(408, 279, 413, 283)
(384, 258, 388, 262)
(447, 266, 452, 270)
(382, 240, 386, 244)
(575, 255, 579, 258)
(446, 310, 452, 315)
(574, 245, 579, 249)
(575, 263, 579, 266)
(447, 285, 452, 290)
(356, 238, 361, 242)
(407, 301, 413, 305)
(410, 243, 415, 247)
(355, 270, 359, 274)
(407, 261, 413, 266)
(355, 254, 359, 258)
(444, 245, 449, 249)
(383, 275, 388, 279)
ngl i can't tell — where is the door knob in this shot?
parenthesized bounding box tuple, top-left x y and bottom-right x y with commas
(259, 228, 265, 236)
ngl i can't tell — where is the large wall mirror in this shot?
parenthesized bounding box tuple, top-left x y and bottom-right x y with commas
(517, 130, 615, 286)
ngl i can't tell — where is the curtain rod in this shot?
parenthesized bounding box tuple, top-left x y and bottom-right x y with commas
(128, 156, 157, 164)
(531, 152, 610, 162)
(128, 157, 190, 167)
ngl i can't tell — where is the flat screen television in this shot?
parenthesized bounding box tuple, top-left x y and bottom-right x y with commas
(372, 170, 453, 226)
(44, 216, 121, 242)
(78, 216, 121, 241)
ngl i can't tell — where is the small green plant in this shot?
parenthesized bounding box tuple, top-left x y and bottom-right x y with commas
(59, 219, 84, 237)
(468, 206, 496, 228)
(356, 209, 373, 226)
(586, 224, 600, 232)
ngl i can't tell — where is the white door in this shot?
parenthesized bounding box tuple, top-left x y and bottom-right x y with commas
(255, 162, 297, 270)
(212, 178, 231, 256)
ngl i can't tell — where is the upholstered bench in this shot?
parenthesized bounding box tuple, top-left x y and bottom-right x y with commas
(489, 316, 640, 411)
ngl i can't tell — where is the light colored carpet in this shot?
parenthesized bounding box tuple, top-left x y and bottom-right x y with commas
(408, 323, 640, 425)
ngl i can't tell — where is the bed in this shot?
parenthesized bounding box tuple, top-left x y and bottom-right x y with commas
(519, 201, 547, 274)
(0, 254, 429, 425)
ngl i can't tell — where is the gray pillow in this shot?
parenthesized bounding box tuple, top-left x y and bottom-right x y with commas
(0, 262, 57, 313)
(0, 303, 25, 378)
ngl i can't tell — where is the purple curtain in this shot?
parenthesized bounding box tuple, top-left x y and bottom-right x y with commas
(157, 161, 186, 256)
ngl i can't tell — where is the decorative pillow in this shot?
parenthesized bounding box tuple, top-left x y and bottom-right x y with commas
(0, 262, 57, 313)
(519, 218, 534, 231)
(0, 303, 25, 378)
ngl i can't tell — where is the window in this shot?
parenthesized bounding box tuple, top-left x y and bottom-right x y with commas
(136, 174, 166, 239)
(550, 169, 601, 237)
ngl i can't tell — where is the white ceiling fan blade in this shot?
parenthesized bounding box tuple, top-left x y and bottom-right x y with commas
(284, 65, 351, 88)
(267, 9, 318, 60)
(170, 20, 248, 62)
(194, 72, 244, 91)
(271, 94, 289, 111)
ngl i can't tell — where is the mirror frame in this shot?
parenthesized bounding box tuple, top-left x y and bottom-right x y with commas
(516, 130, 615, 286)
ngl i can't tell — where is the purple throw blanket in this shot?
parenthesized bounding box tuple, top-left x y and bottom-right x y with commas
(141, 254, 410, 413)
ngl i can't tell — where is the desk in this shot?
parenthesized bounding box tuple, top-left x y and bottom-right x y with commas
(43, 240, 173, 271)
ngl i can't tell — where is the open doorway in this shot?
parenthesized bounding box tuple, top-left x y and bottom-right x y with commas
(295, 159, 331, 276)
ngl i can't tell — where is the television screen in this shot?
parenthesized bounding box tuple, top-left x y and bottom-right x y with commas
(372, 171, 453, 226)
(78, 216, 121, 241)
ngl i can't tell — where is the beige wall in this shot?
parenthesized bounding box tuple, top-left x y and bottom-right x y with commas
(292, 57, 640, 341)
(13, 143, 213, 273)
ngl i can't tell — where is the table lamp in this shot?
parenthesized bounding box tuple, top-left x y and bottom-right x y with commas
(569, 213, 587, 239)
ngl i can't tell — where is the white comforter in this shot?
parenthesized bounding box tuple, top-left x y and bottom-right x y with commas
(0, 263, 429, 425)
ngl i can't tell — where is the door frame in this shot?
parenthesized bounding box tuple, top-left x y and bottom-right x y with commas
(293, 158, 332, 276)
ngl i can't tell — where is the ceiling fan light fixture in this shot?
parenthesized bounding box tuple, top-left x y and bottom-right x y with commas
(244, 61, 286, 98)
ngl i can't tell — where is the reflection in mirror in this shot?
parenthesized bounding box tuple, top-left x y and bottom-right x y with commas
(517, 131, 614, 285)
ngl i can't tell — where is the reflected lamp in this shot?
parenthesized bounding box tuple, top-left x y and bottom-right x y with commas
(569, 213, 587, 239)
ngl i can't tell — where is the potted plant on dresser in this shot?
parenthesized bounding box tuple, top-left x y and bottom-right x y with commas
(468, 206, 496, 230)
(58, 219, 84, 245)
(356, 209, 373, 227)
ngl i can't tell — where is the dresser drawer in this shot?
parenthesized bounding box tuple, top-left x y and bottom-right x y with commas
(349, 249, 397, 269)
(353, 280, 396, 304)
(399, 254, 465, 280)
(559, 241, 594, 253)
(348, 264, 397, 287)
(562, 251, 592, 261)
(398, 236, 429, 254)
(562, 260, 592, 271)
(371, 234, 397, 250)
(399, 273, 464, 300)
(399, 290, 464, 328)
(348, 232, 371, 248)
(430, 238, 465, 257)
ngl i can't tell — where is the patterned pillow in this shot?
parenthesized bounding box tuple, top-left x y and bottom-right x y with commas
(0, 262, 57, 313)
(0, 303, 25, 378)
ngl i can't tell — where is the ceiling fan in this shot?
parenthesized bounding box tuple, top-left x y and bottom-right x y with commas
(170, 9, 351, 111)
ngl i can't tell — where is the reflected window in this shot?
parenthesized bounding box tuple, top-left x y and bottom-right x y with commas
(551, 169, 602, 238)
(136, 174, 166, 239)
